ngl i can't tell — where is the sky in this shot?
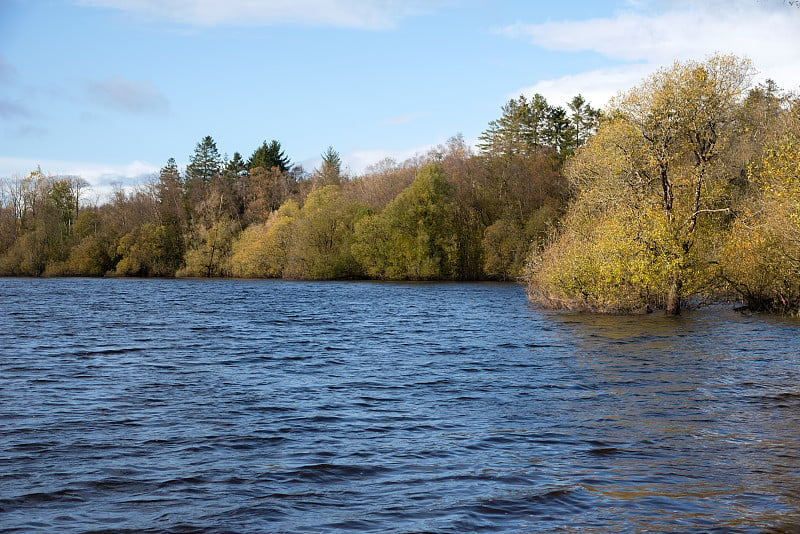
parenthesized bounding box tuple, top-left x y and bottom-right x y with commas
(1, 0, 799, 198)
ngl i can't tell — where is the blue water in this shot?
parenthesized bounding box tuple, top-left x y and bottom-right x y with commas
(2, 278, 800, 533)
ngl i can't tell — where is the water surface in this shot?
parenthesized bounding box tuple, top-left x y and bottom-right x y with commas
(2, 278, 799, 532)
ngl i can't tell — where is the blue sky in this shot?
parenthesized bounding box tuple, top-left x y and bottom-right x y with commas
(1, 0, 799, 197)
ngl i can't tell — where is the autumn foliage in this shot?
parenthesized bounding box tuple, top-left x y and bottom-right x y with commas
(527, 55, 800, 314)
(3, 55, 799, 315)
(0, 126, 570, 283)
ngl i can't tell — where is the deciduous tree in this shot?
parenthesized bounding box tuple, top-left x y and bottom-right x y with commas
(284, 185, 364, 279)
(230, 200, 299, 278)
(352, 163, 458, 280)
(528, 55, 754, 314)
(721, 114, 800, 313)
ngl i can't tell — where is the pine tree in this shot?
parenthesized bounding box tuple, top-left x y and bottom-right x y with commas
(184, 136, 222, 213)
(566, 94, 601, 153)
(186, 136, 222, 185)
(224, 152, 248, 179)
(156, 157, 183, 218)
(160, 157, 181, 183)
(154, 157, 186, 273)
(477, 94, 552, 157)
(543, 105, 571, 154)
(479, 93, 600, 158)
(316, 146, 342, 186)
(249, 140, 291, 172)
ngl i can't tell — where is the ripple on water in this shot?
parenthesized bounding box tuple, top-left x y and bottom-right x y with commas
(2, 280, 800, 532)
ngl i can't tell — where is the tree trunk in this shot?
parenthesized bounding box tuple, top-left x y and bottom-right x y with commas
(666, 277, 682, 316)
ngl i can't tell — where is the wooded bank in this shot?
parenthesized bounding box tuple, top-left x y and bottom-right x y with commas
(2, 55, 799, 315)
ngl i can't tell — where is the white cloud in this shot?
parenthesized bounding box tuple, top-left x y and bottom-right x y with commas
(77, 0, 444, 29)
(502, 1, 800, 108)
(515, 64, 654, 110)
(0, 157, 160, 201)
(88, 76, 169, 114)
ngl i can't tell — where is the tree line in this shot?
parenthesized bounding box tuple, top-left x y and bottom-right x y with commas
(0, 93, 599, 283)
(4, 54, 799, 315)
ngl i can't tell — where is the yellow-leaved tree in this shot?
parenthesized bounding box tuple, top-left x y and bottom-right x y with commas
(229, 199, 299, 278)
(720, 107, 800, 312)
(527, 55, 753, 314)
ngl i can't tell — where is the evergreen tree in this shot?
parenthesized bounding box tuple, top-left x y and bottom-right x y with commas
(316, 146, 342, 186)
(159, 157, 181, 183)
(478, 94, 559, 157)
(156, 157, 184, 220)
(186, 136, 222, 184)
(224, 152, 248, 179)
(479, 93, 600, 158)
(523, 93, 552, 148)
(543, 105, 571, 154)
(185, 136, 222, 207)
(249, 140, 291, 172)
(223, 152, 249, 216)
(567, 94, 601, 151)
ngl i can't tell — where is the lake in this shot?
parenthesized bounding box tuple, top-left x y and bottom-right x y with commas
(2, 278, 800, 533)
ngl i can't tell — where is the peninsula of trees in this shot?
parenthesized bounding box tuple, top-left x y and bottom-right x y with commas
(528, 55, 800, 315)
(1, 54, 799, 315)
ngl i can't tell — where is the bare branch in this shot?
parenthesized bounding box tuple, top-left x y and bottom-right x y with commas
(685, 207, 731, 228)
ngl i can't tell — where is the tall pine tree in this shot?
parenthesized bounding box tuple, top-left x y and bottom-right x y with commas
(479, 93, 600, 158)
(185, 136, 222, 208)
(566, 94, 601, 154)
(186, 136, 222, 184)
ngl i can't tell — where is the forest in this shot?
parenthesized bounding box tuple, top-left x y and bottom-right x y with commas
(1, 54, 799, 315)
(0, 91, 597, 284)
